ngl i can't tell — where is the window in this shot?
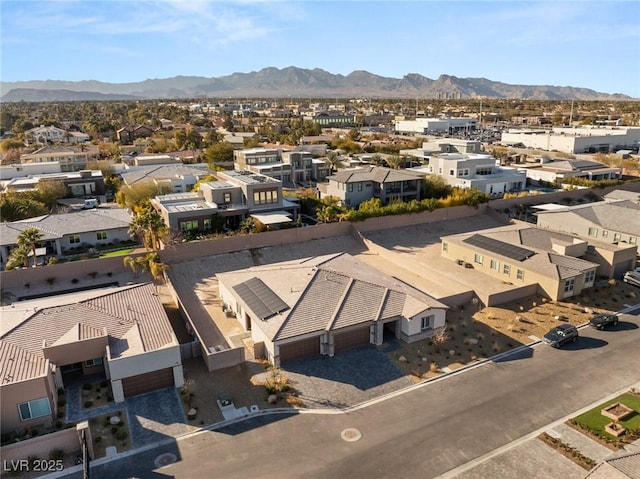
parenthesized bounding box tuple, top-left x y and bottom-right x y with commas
(357, 182, 362, 191)
(449, 169, 455, 176)
(588, 227, 598, 238)
(503, 264, 511, 276)
(96, 231, 107, 241)
(564, 278, 575, 294)
(223, 193, 231, 203)
(584, 270, 595, 285)
(203, 219, 211, 230)
(630, 237, 637, 245)
(69, 234, 80, 244)
(490, 259, 499, 271)
(442, 242, 448, 253)
(474, 253, 483, 265)
(253, 190, 279, 205)
(347, 184, 353, 193)
(421, 315, 434, 330)
(179, 220, 198, 231)
(602, 230, 608, 238)
(613, 233, 621, 242)
(85, 357, 103, 367)
(516, 269, 525, 281)
(18, 398, 51, 421)
(476, 167, 492, 175)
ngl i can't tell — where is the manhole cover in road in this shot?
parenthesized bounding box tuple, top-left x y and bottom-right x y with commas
(154, 453, 177, 468)
(341, 428, 362, 442)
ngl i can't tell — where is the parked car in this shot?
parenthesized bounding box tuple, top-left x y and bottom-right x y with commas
(623, 271, 640, 288)
(542, 324, 579, 348)
(589, 314, 618, 330)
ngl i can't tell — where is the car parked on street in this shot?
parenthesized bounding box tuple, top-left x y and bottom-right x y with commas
(589, 314, 619, 330)
(542, 324, 579, 348)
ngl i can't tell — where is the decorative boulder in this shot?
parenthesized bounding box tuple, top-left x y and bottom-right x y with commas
(187, 408, 197, 420)
(109, 416, 121, 425)
(449, 349, 456, 356)
(398, 356, 408, 363)
(468, 338, 478, 345)
(268, 394, 278, 405)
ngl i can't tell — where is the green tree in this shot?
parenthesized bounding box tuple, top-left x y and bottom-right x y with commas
(36, 180, 68, 208)
(324, 151, 342, 173)
(385, 155, 405, 169)
(6, 244, 31, 270)
(347, 128, 361, 141)
(128, 207, 166, 251)
(17, 227, 43, 267)
(116, 181, 172, 213)
(205, 142, 234, 166)
(0, 191, 48, 221)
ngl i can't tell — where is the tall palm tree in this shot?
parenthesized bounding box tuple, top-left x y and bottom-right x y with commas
(6, 244, 31, 270)
(385, 155, 405, 170)
(325, 151, 342, 174)
(17, 227, 43, 267)
(123, 255, 140, 277)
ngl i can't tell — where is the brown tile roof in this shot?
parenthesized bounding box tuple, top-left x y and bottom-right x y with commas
(1, 283, 176, 365)
(0, 340, 48, 385)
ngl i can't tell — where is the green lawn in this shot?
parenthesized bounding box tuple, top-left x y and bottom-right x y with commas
(99, 248, 135, 258)
(572, 393, 640, 438)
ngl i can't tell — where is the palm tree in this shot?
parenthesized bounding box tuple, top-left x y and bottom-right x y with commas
(128, 208, 166, 251)
(123, 255, 140, 277)
(137, 252, 168, 283)
(5, 244, 31, 270)
(385, 155, 405, 170)
(17, 227, 43, 267)
(325, 151, 342, 174)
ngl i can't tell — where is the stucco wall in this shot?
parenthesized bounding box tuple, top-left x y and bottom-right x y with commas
(107, 346, 181, 382)
(0, 427, 79, 463)
(1, 373, 57, 435)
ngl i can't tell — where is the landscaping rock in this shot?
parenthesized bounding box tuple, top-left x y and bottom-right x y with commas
(398, 356, 407, 363)
(109, 416, 121, 425)
(468, 338, 478, 345)
(268, 394, 278, 405)
(187, 408, 197, 420)
(449, 349, 456, 356)
(422, 357, 427, 362)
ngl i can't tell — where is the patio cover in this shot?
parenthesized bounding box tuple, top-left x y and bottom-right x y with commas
(250, 211, 293, 225)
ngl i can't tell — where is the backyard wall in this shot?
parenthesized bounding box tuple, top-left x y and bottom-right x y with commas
(1, 427, 79, 463)
(485, 284, 540, 307)
(202, 347, 245, 372)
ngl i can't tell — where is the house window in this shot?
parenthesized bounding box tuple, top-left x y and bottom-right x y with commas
(85, 357, 103, 367)
(179, 220, 198, 231)
(516, 269, 525, 281)
(490, 259, 499, 271)
(503, 264, 511, 276)
(602, 230, 608, 238)
(18, 397, 51, 421)
(69, 234, 80, 244)
(223, 193, 231, 203)
(564, 278, 575, 294)
(96, 231, 107, 240)
(474, 253, 483, 265)
(630, 237, 637, 245)
(442, 242, 448, 253)
(421, 315, 434, 330)
(449, 169, 455, 176)
(347, 184, 353, 192)
(203, 219, 211, 230)
(584, 270, 595, 286)
(588, 227, 598, 238)
(357, 182, 362, 191)
(613, 233, 621, 242)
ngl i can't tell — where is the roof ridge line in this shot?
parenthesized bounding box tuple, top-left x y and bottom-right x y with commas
(327, 277, 355, 331)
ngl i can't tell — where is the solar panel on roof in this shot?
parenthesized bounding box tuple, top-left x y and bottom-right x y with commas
(463, 234, 535, 262)
(232, 277, 289, 320)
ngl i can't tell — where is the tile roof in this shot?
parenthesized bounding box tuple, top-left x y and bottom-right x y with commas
(0, 209, 132, 246)
(329, 166, 424, 184)
(121, 165, 210, 185)
(217, 253, 447, 342)
(0, 341, 48, 385)
(537, 200, 640, 235)
(0, 283, 176, 379)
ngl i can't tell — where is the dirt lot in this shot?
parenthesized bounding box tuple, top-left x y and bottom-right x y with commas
(389, 281, 639, 381)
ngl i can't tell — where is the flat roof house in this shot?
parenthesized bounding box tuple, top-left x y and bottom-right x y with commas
(217, 253, 448, 366)
(321, 166, 425, 207)
(518, 157, 622, 184)
(0, 283, 184, 435)
(20, 146, 90, 173)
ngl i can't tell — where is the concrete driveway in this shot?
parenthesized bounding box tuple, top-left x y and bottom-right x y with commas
(282, 345, 413, 409)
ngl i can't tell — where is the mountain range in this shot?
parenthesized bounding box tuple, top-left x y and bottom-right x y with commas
(0, 67, 633, 102)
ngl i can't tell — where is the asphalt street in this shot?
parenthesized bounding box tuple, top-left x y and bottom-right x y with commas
(63, 311, 640, 479)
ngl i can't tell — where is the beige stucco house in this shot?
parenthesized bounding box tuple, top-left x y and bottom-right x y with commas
(217, 253, 448, 366)
(0, 283, 183, 435)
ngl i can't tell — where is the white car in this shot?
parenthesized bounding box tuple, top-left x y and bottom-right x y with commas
(623, 270, 640, 288)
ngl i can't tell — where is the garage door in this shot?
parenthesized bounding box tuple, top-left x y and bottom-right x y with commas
(278, 337, 320, 364)
(122, 368, 174, 398)
(333, 327, 370, 353)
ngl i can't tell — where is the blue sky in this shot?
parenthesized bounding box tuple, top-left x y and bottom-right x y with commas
(2, 0, 639, 97)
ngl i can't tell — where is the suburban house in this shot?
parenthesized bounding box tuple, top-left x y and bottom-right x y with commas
(441, 226, 605, 301)
(536, 199, 640, 256)
(2, 169, 106, 201)
(151, 170, 299, 232)
(120, 164, 211, 193)
(401, 139, 483, 161)
(20, 146, 90, 172)
(501, 126, 640, 154)
(411, 153, 526, 197)
(0, 283, 184, 435)
(320, 166, 425, 207)
(233, 148, 330, 185)
(518, 157, 622, 184)
(217, 253, 448, 366)
(116, 125, 156, 145)
(24, 125, 66, 145)
(0, 208, 133, 267)
(0, 162, 62, 183)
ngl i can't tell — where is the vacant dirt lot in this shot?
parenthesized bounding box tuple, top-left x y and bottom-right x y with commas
(389, 281, 638, 381)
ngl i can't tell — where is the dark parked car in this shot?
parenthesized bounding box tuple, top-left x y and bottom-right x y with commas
(542, 324, 579, 348)
(589, 314, 618, 330)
